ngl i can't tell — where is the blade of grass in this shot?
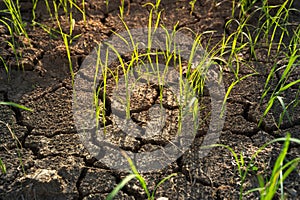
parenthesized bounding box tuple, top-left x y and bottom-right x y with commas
(121, 151, 151, 198)
(0, 102, 33, 111)
(0, 158, 6, 174)
(106, 174, 136, 200)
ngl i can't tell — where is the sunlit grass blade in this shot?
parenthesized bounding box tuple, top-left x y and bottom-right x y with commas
(222, 73, 257, 117)
(151, 173, 177, 198)
(121, 151, 151, 198)
(106, 174, 136, 200)
(2, 0, 29, 39)
(0, 101, 33, 112)
(0, 56, 9, 74)
(276, 96, 292, 126)
(0, 158, 6, 174)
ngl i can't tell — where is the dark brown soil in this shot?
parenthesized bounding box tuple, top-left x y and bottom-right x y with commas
(0, 0, 300, 199)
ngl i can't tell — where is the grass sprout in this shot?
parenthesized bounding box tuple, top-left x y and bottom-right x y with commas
(0, 158, 6, 174)
(31, 0, 38, 26)
(0, 102, 33, 111)
(245, 134, 300, 199)
(53, 0, 82, 86)
(189, 0, 197, 15)
(0, 55, 9, 75)
(0, 9, 26, 71)
(259, 42, 299, 128)
(0, 102, 33, 175)
(119, 0, 125, 19)
(106, 151, 177, 200)
(204, 133, 300, 199)
(1, 0, 29, 39)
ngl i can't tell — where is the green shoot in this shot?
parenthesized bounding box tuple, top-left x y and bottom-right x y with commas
(0, 102, 32, 175)
(189, 0, 197, 15)
(106, 151, 177, 200)
(0, 16, 23, 70)
(259, 46, 299, 127)
(0, 158, 6, 174)
(0, 55, 9, 75)
(31, 0, 38, 26)
(119, 0, 125, 19)
(245, 134, 300, 199)
(53, 1, 75, 86)
(205, 134, 300, 199)
(0, 101, 33, 111)
(2, 0, 29, 39)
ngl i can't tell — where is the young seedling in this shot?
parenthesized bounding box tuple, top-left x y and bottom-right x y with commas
(0, 102, 32, 175)
(106, 151, 177, 200)
(2, 0, 29, 39)
(203, 133, 300, 199)
(245, 134, 300, 199)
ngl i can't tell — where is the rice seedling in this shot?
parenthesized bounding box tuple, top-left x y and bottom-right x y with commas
(0, 120, 25, 174)
(0, 0, 30, 71)
(97, 0, 300, 198)
(31, 0, 38, 26)
(257, 0, 294, 56)
(93, 43, 116, 129)
(0, 55, 9, 75)
(42, 0, 86, 29)
(0, 101, 33, 111)
(105, 0, 109, 12)
(0, 102, 33, 175)
(0, 18, 22, 71)
(154, 0, 161, 12)
(259, 25, 300, 127)
(52, 0, 82, 86)
(106, 151, 177, 200)
(232, 0, 258, 18)
(245, 134, 300, 199)
(189, 0, 197, 15)
(1, 0, 29, 39)
(96, 3, 204, 132)
(43, 0, 55, 24)
(205, 133, 300, 199)
(81, 0, 86, 23)
(0, 158, 6, 174)
(221, 17, 254, 78)
(259, 57, 299, 127)
(119, 0, 125, 19)
(221, 0, 300, 128)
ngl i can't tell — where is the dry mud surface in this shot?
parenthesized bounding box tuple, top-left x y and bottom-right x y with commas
(0, 0, 300, 199)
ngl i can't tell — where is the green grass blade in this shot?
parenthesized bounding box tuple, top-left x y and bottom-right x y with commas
(151, 173, 177, 198)
(278, 79, 300, 93)
(276, 96, 292, 126)
(264, 134, 290, 199)
(121, 151, 150, 198)
(0, 102, 33, 111)
(281, 158, 300, 182)
(106, 174, 136, 200)
(258, 96, 276, 127)
(0, 158, 6, 174)
(0, 56, 8, 74)
(222, 73, 257, 116)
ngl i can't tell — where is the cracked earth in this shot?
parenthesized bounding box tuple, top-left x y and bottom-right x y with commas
(0, 0, 300, 199)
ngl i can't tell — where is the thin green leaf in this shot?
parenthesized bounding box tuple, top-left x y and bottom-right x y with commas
(151, 173, 177, 198)
(0, 158, 6, 174)
(106, 174, 136, 200)
(0, 102, 33, 111)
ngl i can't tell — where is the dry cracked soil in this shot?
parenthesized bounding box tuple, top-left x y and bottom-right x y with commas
(0, 0, 300, 199)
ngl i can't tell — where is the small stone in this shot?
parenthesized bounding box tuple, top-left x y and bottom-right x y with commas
(157, 197, 168, 200)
